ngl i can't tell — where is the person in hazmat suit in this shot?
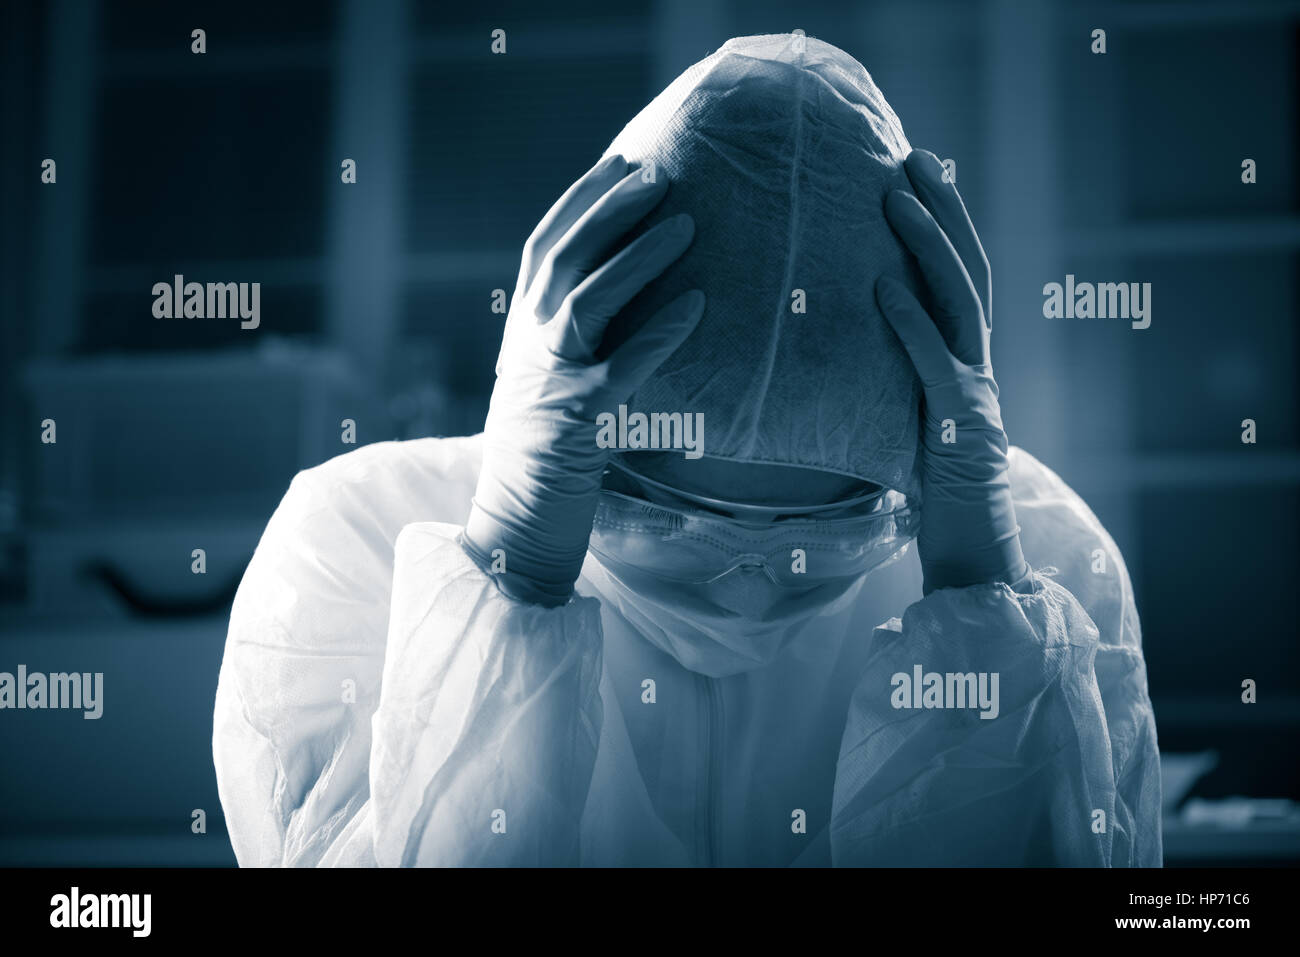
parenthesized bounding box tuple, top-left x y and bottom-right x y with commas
(213, 34, 1161, 867)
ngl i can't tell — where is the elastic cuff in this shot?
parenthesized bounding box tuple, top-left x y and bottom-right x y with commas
(921, 536, 1029, 594)
(1005, 560, 1036, 594)
(457, 530, 575, 608)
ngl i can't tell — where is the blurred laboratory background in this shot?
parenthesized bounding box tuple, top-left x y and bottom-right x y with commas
(0, 0, 1296, 866)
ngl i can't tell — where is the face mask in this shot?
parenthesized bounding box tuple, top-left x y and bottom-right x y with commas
(585, 476, 920, 677)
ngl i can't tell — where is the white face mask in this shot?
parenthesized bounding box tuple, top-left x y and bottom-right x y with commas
(584, 553, 871, 677)
(585, 519, 914, 678)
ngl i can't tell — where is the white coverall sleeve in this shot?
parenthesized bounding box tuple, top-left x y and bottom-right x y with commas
(213, 439, 604, 867)
(368, 523, 603, 866)
(830, 450, 1162, 867)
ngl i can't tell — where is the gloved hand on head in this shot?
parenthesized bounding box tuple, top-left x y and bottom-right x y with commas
(461, 155, 705, 607)
(876, 150, 1029, 593)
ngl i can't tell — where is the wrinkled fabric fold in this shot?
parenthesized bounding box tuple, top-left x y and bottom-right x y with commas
(370, 523, 603, 866)
(831, 572, 1160, 866)
(832, 450, 1161, 866)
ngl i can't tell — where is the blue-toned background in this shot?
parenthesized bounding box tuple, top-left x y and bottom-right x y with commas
(1, 0, 1297, 866)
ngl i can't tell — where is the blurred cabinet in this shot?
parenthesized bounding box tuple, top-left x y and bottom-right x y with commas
(22, 345, 379, 613)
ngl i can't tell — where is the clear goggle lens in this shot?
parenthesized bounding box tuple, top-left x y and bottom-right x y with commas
(590, 488, 920, 586)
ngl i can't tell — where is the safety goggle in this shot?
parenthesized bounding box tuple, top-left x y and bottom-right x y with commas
(589, 486, 919, 586)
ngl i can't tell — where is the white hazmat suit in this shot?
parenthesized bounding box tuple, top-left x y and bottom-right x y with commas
(212, 35, 1161, 867)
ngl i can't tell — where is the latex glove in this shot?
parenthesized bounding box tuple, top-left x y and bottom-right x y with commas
(462, 155, 706, 606)
(875, 150, 1029, 594)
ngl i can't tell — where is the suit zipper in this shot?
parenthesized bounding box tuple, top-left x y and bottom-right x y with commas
(698, 674, 723, 866)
